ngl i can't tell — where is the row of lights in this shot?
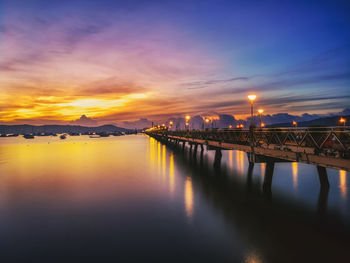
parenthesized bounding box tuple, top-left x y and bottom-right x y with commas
(151, 94, 347, 130)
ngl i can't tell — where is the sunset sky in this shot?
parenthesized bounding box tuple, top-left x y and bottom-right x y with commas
(0, 0, 349, 125)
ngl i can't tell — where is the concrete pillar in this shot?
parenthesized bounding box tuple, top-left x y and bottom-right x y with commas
(317, 187, 329, 216)
(263, 161, 275, 197)
(193, 144, 198, 157)
(213, 149, 222, 169)
(247, 162, 254, 188)
(317, 166, 329, 189)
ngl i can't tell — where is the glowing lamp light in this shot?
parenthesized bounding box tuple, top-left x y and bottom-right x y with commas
(236, 125, 240, 128)
(340, 117, 346, 123)
(248, 94, 256, 101)
(261, 123, 265, 127)
(258, 109, 264, 114)
(205, 118, 210, 123)
(292, 121, 297, 126)
(229, 125, 232, 129)
(186, 115, 191, 120)
(240, 124, 244, 128)
(169, 121, 173, 125)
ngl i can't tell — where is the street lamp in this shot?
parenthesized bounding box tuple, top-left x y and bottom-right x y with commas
(185, 115, 190, 130)
(340, 117, 346, 127)
(248, 94, 256, 128)
(205, 118, 210, 129)
(292, 121, 297, 128)
(169, 121, 173, 130)
(258, 109, 263, 127)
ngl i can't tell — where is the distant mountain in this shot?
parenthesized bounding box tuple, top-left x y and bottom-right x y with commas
(0, 124, 129, 134)
(267, 115, 350, 127)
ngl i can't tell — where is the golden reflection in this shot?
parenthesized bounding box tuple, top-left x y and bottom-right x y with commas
(339, 170, 347, 199)
(157, 142, 161, 173)
(149, 137, 156, 168)
(229, 150, 233, 169)
(169, 154, 175, 195)
(260, 163, 265, 181)
(236, 151, 245, 175)
(292, 162, 298, 190)
(185, 176, 194, 220)
(162, 145, 166, 176)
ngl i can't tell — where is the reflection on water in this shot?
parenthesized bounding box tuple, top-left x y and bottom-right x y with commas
(292, 162, 298, 190)
(260, 162, 265, 181)
(229, 150, 233, 169)
(340, 170, 347, 200)
(0, 134, 350, 262)
(184, 177, 194, 220)
(169, 154, 175, 196)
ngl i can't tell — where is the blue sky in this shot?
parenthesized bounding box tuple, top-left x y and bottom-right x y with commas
(0, 0, 349, 124)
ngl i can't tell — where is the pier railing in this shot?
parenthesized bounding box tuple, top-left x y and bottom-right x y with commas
(146, 127, 350, 159)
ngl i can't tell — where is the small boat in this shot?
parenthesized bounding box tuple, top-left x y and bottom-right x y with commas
(97, 132, 110, 137)
(23, 134, 35, 139)
(60, 134, 67, 140)
(89, 134, 101, 138)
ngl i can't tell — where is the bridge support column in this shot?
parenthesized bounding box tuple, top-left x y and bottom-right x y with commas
(247, 162, 254, 188)
(200, 144, 204, 152)
(193, 144, 198, 157)
(317, 166, 329, 189)
(263, 161, 275, 197)
(214, 149, 222, 169)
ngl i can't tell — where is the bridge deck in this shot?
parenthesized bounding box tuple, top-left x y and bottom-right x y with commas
(146, 127, 350, 171)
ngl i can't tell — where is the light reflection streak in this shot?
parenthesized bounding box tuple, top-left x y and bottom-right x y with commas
(229, 150, 233, 169)
(169, 154, 175, 195)
(339, 170, 347, 199)
(162, 145, 166, 177)
(149, 137, 156, 169)
(292, 162, 298, 190)
(236, 151, 245, 175)
(260, 163, 265, 182)
(157, 142, 161, 174)
(185, 176, 194, 220)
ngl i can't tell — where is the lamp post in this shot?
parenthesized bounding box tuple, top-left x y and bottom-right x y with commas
(258, 109, 263, 128)
(169, 121, 173, 130)
(248, 95, 256, 128)
(340, 117, 346, 128)
(205, 118, 209, 129)
(247, 94, 256, 163)
(185, 115, 190, 130)
(292, 121, 297, 129)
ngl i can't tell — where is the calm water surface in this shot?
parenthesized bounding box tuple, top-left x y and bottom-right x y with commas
(0, 134, 349, 262)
